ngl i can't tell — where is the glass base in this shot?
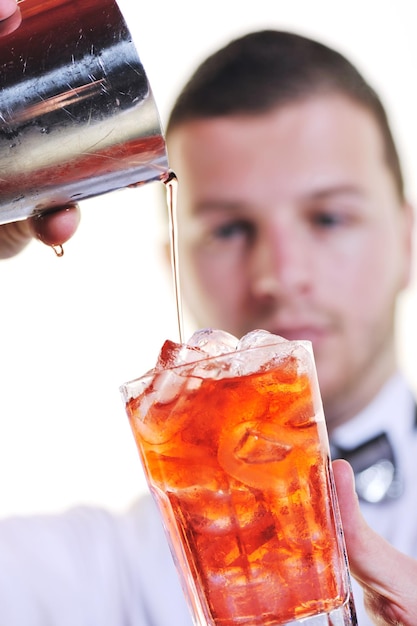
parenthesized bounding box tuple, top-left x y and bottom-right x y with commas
(282, 594, 357, 626)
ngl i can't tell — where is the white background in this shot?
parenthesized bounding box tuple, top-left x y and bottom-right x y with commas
(1, 0, 416, 517)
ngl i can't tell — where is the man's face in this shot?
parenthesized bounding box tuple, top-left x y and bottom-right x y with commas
(167, 94, 413, 428)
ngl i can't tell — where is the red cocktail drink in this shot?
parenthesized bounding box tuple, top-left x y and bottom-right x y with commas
(121, 330, 356, 626)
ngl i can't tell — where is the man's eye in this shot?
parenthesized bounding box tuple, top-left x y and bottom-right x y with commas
(312, 212, 345, 228)
(212, 220, 254, 240)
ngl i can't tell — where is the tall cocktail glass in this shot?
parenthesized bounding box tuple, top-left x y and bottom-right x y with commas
(120, 329, 357, 626)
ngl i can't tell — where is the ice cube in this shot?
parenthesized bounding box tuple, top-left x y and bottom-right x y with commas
(187, 328, 238, 356)
(235, 426, 291, 464)
(150, 368, 186, 405)
(155, 339, 182, 370)
(218, 421, 294, 491)
(232, 330, 290, 376)
(237, 329, 287, 351)
(155, 339, 204, 371)
(171, 329, 238, 380)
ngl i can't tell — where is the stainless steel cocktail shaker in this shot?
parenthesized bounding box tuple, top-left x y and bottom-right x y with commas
(0, 0, 168, 225)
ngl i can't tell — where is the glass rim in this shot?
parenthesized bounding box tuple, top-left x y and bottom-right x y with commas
(120, 337, 313, 395)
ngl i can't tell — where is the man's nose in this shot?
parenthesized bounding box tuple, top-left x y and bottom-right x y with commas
(250, 221, 311, 300)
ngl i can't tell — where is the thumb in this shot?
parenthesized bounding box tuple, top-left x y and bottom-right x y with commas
(333, 459, 417, 625)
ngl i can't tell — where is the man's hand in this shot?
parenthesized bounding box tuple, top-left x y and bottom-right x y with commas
(0, 206, 81, 259)
(333, 459, 417, 625)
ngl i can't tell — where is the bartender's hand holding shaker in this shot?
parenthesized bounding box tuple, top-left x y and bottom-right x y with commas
(0, 0, 167, 258)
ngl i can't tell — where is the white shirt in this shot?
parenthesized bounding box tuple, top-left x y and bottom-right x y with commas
(0, 497, 190, 625)
(0, 373, 416, 625)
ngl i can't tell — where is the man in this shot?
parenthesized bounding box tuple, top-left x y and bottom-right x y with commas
(165, 29, 417, 623)
(1, 8, 416, 623)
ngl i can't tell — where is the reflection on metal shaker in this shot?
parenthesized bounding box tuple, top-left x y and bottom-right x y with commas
(0, 0, 168, 225)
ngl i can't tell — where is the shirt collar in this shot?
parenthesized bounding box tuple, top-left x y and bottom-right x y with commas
(330, 372, 415, 451)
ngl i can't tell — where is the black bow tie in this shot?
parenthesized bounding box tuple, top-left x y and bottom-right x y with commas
(331, 432, 402, 504)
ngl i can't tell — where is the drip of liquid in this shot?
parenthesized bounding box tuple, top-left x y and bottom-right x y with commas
(162, 170, 184, 344)
(52, 244, 64, 257)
